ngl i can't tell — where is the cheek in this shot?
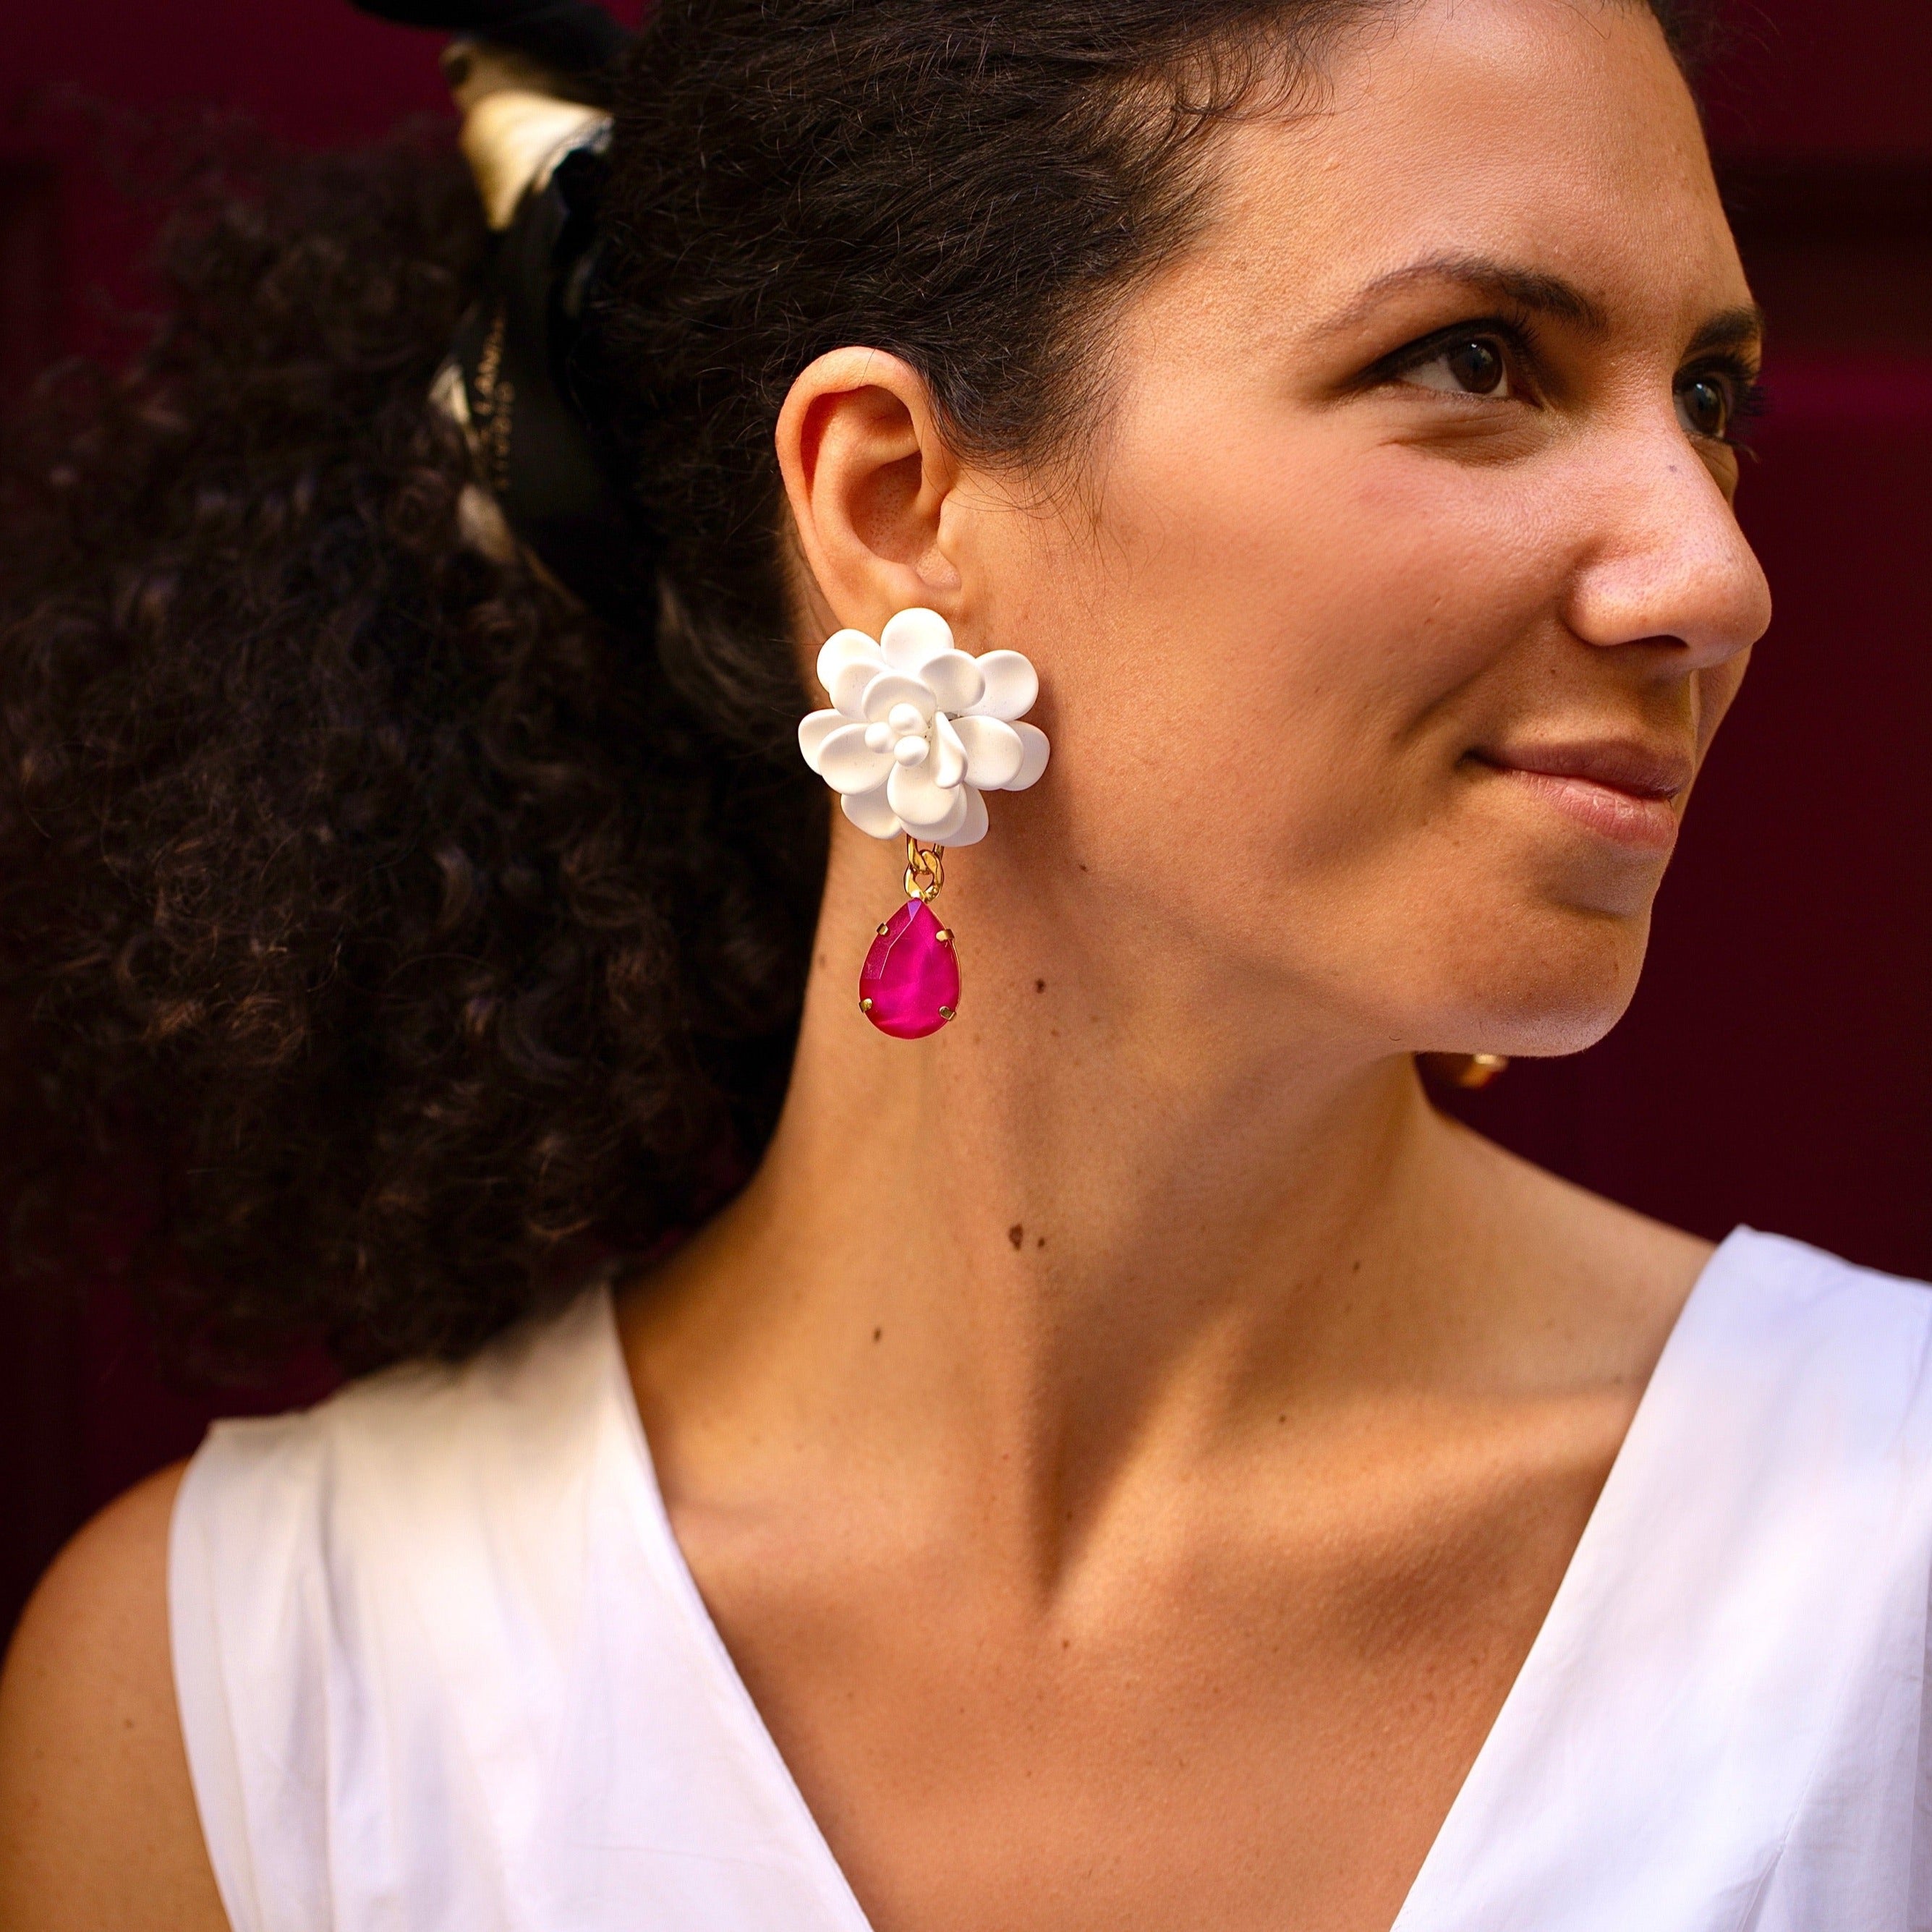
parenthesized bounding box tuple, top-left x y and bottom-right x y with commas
(984, 427, 1656, 1052)
(1053, 425, 1557, 865)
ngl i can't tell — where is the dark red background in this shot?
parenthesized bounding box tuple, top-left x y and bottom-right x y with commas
(3, 2, 1928, 1642)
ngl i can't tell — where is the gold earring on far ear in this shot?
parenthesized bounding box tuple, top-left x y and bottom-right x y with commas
(1422, 1052, 1510, 1090)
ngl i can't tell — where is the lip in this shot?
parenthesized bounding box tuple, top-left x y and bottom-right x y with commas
(1471, 739, 1693, 854)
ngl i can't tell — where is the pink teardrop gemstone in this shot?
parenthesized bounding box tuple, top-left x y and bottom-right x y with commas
(859, 898, 960, 1039)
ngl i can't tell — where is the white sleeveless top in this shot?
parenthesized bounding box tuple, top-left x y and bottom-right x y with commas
(170, 1228, 1932, 1931)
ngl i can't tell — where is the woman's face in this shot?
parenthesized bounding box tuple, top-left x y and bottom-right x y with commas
(958, 0, 1770, 1060)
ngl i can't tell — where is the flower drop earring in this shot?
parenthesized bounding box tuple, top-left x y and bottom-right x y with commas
(798, 607, 1049, 1038)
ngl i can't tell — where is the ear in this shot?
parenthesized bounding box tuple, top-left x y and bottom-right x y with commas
(775, 349, 964, 640)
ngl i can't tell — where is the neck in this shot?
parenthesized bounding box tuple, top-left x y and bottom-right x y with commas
(631, 826, 1520, 1570)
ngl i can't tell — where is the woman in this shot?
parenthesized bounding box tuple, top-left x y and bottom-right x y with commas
(1, 0, 1926, 1925)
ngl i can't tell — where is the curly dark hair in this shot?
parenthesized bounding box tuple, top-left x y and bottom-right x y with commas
(0, 0, 1714, 1367)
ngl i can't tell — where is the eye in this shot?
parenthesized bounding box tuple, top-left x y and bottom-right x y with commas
(1401, 335, 1512, 399)
(1676, 370, 1734, 441)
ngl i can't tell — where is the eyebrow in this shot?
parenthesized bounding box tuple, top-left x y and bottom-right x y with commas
(1319, 254, 1612, 338)
(1684, 305, 1767, 361)
(1319, 254, 1769, 364)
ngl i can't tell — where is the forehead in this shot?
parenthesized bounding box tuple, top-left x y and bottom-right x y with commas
(1197, 0, 1748, 336)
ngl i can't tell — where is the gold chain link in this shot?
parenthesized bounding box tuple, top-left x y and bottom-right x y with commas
(902, 836, 945, 903)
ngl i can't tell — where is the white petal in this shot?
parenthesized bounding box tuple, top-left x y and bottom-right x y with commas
(815, 627, 882, 697)
(931, 714, 967, 789)
(1002, 721, 1050, 791)
(916, 649, 984, 715)
(830, 657, 881, 716)
(888, 760, 964, 835)
(950, 714, 1023, 789)
(860, 670, 937, 724)
(841, 784, 902, 838)
(798, 708, 844, 775)
(880, 607, 953, 672)
(965, 649, 1039, 721)
(940, 784, 989, 848)
(929, 788, 971, 842)
(816, 722, 895, 794)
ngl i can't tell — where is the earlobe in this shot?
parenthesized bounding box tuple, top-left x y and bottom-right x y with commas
(775, 348, 963, 632)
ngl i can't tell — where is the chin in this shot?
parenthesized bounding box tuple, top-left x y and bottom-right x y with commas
(1415, 898, 1653, 1061)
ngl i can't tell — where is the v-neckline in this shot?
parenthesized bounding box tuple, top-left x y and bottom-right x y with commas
(597, 1229, 1752, 1932)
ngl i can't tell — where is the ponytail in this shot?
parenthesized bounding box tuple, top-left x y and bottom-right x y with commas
(0, 124, 820, 1366)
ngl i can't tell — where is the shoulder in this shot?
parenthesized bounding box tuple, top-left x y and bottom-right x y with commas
(0, 1287, 623, 1932)
(1711, 1230, 1932, 1513)
(1672, 1234, 1932, 1863)
(0, 1463, 229, 1932)
(168, 1288, 622, 1710)
(175, 1280, 626, 1590)
(1661, 1230, 1932, 1618)
(1630, 1225, 1932, 1486)
(166, 1288, 629, 1929)
(173, 1280, 627, 1681)
(1699, 1226, 1932, 1387)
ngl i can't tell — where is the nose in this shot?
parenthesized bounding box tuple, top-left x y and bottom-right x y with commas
(1559, 430, 1772, 672)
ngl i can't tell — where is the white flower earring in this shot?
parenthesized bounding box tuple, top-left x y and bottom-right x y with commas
(798, 607, 1049, 1038)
